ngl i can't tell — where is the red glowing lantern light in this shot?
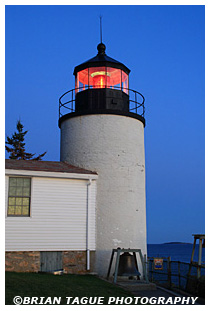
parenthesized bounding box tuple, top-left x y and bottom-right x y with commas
(75, 67, 128, 94)
(91, 71, 111, 88)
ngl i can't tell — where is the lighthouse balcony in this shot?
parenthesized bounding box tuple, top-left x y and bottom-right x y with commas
(59, 86, 145, 127)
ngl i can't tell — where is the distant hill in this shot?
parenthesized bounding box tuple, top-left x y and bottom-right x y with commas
(163, 242, 192, 245)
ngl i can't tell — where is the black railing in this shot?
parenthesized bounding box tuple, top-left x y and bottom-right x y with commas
(147, 257, 205, 298)
(59, 86, 145, 119)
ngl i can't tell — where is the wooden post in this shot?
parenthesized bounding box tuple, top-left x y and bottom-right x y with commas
(197, 238, 203, 279)
(188, 237, 196, 278)
(190, 237, 196, 264)
(144, 254, 147, 279)
(178, 261, 181, 289)
(167, 256, 171, 288)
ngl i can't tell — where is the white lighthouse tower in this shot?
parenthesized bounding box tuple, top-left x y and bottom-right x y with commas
(59, 42, 147, 276)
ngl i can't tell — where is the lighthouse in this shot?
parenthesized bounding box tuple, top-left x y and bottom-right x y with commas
(59, 42, 147, 276)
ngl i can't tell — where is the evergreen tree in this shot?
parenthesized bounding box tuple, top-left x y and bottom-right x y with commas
(5, 120, 47, 160)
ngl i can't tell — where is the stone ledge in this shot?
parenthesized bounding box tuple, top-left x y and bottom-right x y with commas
(115, 281, 157, 291)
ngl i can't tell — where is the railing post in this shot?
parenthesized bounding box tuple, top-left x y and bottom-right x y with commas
(72, 89, 73, 112)
(198, 238, 203, 279)
(144, 254, 147, 276)
(188, 237, 196, 278)
(151, 260, 153, 283)
(135, 91, 137, 114)
(167, 256, 171, 288)
(178, 261, 181, 289)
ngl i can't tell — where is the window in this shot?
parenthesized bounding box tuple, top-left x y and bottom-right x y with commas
(75, 67, 129, 94)
(7, 177, 31, 216)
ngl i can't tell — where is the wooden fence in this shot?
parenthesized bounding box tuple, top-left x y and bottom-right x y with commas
(147, 257, 205, 298)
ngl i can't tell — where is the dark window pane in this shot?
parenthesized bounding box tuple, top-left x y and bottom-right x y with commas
(9, 187, 16, 196)
(16, 178, 24, 187)
(10, 178, 17, 187)
(16, 187, 23, 196)
(23, 187, 30, 196)
(23, 178, 30, 187)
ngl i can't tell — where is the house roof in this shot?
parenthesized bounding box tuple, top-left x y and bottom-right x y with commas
(5, 159, 97, 175)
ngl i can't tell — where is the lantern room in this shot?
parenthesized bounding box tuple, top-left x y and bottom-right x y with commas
(75, 66, 129, 94)
(73, 43, 130, 113)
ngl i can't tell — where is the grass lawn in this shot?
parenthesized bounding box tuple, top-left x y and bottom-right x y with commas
(5, 272, 134, 305)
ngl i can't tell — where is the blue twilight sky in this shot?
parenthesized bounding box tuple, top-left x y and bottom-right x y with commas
(5, 5, 205, 244)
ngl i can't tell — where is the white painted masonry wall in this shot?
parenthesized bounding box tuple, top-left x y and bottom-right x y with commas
(60, 114, 147, 276)
(5, 172, 97, 251)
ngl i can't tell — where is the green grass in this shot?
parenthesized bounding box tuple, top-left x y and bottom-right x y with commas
(5, 272, 133, 305)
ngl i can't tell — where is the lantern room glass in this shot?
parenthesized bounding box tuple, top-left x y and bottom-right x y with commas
(89, 67, 106, 89)
(75, 67, 129, 94)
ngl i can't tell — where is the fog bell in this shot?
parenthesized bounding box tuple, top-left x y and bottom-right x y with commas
(117, 252, 141, 276)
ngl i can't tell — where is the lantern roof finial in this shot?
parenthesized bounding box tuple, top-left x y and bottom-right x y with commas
(97, 42, 106, 55)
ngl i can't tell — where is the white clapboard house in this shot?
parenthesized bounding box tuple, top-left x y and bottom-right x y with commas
(5, 159, 98, 273)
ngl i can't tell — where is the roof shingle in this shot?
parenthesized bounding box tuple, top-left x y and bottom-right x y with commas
(5, 159, 97, 175)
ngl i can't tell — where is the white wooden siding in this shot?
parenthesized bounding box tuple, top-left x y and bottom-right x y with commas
(5, 175, 96, 251)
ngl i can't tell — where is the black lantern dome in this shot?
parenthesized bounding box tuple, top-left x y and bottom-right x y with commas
(74, 42, 130, 76)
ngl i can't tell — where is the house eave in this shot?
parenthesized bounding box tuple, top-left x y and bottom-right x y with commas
(5, 169, 98, 180)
